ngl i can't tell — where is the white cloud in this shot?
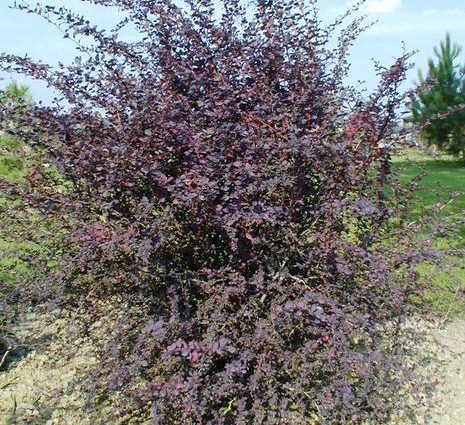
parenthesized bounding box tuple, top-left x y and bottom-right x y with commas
(366, 0, 402, 13)
(364, 7, 465, 36)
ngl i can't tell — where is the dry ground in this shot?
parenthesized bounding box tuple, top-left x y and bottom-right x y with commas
(0, 315, 464, 425)
(428, 320, 465, 425)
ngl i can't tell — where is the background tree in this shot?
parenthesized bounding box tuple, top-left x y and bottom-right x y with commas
(1, 80, 33, 106)
(411, 34, 465, 162)
(0, 81, 33, 140)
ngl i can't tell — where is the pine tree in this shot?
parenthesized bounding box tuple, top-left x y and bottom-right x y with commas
(2, 80, 32, 105)
(411, 34, 465, 163)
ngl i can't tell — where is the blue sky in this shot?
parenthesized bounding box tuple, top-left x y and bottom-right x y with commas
(1, 0, 465, 103)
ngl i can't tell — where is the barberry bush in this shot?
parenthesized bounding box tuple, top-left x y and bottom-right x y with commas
(1, 0, 427, 423)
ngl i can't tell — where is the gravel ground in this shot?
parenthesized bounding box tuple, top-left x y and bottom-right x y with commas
(0, 310, 150, 425)
(428, 320, 465, 425)
(0, 314, 98, 425)
(0, 315, 464, 425)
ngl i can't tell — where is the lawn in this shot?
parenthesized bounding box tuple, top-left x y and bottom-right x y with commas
(392, 149, 465, 220)
(393, 148, 465, 318)
(0, 135, 57, 329)
(0, 134, 29, 292)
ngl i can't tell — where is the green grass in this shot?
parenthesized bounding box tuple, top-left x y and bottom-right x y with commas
(0, 134, 27, 183)
(393, 149, 465, 318)
(392, 149, 465, 219)
(0, 135, 30, 290)
(0, 135, 66, 328)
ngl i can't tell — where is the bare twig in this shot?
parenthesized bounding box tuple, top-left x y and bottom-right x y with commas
(0, 348, 11, 369)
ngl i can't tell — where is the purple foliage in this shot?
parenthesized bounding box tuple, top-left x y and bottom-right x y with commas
(0, 1, 427, 423)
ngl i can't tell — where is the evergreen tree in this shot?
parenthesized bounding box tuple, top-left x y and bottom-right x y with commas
(0, 81, 32, 133)
(2, 80, 32, 106)
(411, 34, 465, 162)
